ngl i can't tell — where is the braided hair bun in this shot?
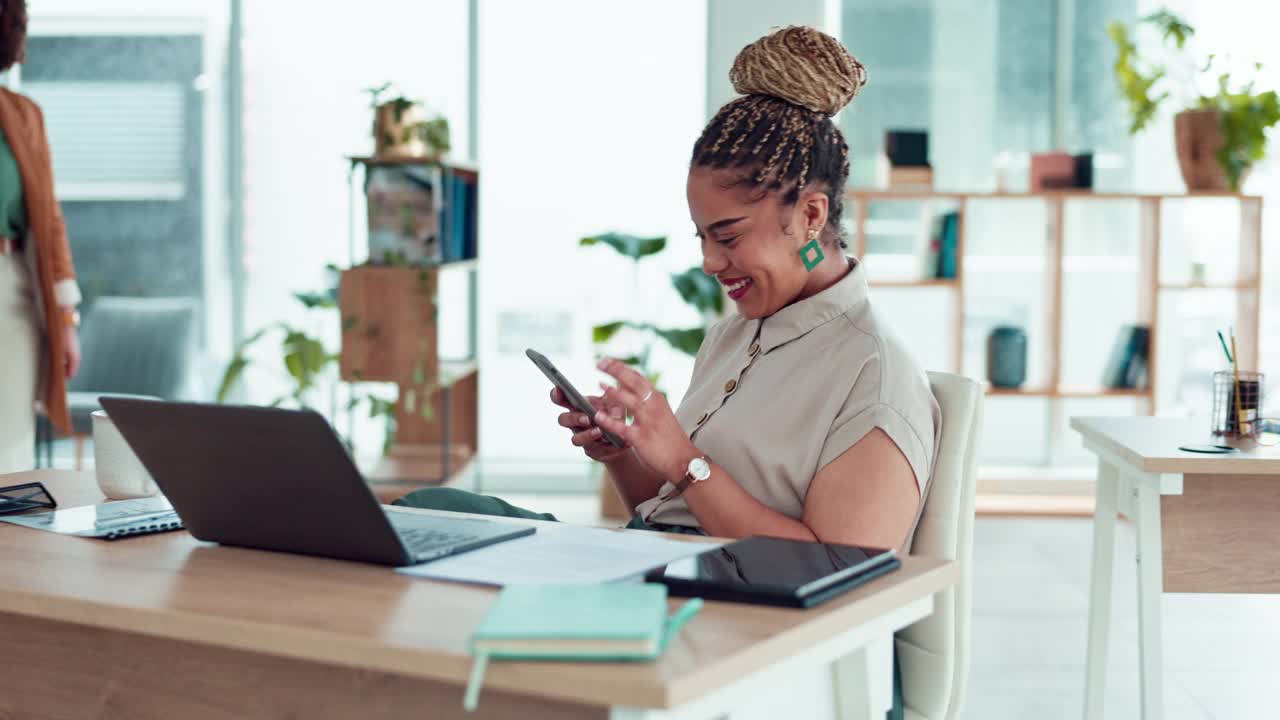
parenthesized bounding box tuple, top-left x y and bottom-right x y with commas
(729, 25, 867, 116)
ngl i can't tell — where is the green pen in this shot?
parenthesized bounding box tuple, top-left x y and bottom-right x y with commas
(1217, 330, 1233, 364)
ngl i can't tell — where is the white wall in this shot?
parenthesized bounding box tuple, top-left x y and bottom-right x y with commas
(476, 0, 706, 476)
(705, 0, 839, 118)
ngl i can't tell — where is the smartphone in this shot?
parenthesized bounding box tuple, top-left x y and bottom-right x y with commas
(526, 348, 626, 448)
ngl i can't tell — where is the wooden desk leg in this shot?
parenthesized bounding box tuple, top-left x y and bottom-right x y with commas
(1084, 460, 1119, 720)
(1134, 479, 1165, 720)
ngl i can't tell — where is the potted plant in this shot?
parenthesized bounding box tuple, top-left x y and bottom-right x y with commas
(216, 264, 412, 455)
(365, 82, 451, 159)
(1108, 9, 1280, 191)
(579, 232, 723, 518)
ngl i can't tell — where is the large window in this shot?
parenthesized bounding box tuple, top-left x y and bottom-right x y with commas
(474, 0, 707, 488)
(24, 3, 233, 401)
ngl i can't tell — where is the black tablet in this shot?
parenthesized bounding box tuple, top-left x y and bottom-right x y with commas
(644, 535, 901, 608)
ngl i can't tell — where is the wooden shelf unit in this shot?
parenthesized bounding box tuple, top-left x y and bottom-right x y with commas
(342, 159, 481, 490)
(848, 189, 1263, 510)
(847, 189, 1264, 407)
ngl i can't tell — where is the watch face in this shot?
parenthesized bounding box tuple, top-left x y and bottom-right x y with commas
(689, 457, 711, 481)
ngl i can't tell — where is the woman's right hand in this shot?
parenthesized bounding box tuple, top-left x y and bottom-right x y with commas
(550, 387, 631, 463)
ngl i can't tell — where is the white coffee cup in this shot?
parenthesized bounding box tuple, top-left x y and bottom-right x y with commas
(92, 410, 159, 499)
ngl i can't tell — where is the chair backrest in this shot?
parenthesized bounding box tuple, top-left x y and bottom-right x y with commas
(897, 371, 983, 720)
(69, 297, 199, 399)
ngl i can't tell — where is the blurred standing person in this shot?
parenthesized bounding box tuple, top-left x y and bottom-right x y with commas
(0, 0, 82, 473)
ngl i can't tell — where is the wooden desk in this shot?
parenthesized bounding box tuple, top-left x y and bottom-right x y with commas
(0, 470, 956, 720)
(1071, 417, 1280, 720)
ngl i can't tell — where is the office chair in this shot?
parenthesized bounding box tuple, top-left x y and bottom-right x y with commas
(896, 371, 983, 720)
(36, 297, 197, 469)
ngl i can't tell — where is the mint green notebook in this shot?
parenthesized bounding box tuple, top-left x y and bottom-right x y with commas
(463, 584, 702, 711)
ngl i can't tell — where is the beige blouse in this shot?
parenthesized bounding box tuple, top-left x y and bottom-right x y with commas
(636, 257, 941, 528)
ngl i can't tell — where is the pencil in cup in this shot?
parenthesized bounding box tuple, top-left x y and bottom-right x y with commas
(1212, 370, 1264, 437)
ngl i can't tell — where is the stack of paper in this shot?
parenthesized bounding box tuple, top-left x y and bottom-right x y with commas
(397, 523, 721, 586)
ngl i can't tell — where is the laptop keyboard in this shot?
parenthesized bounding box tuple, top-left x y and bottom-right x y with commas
(397, 527, 480, 557)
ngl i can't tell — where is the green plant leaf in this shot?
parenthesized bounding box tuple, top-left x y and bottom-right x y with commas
(649, 326, 706, 357)
(214, 324, 281, 403)
(1108, 19, 1168, 134)
(1140, 9, 1195, 49)
(283, 349, 306, 387)
(1216, 89, 1280, 190)
(294, 289, 337, 309)
(281, 330, 332, 397)
(215, 354, 250, 404)
(593, 321, 625, 344)
(579, 232, 667, 260)
(366, 396, 397, 419)
(671, 266, 723, 315)
(365, 82, 392, 105)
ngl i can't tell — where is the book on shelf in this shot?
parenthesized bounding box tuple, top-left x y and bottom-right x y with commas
(440, 169, 479, 263)
(1102, 324, 1150, 389)
(914, 210, 959, 279)
(363, 163, 478, 267)
(914, 211, 942, 279)
(365, 164, 442, 265)
(936, 211, 959, 279)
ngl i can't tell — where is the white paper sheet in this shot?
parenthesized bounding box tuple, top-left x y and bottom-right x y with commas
(396, 523, 722, 586)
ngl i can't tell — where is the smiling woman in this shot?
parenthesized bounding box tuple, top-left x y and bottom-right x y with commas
(396, 25, 939, 570)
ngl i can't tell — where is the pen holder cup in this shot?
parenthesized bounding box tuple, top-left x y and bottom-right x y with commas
(1211, 371, 1265, 438)
(92, 410, 159, 500)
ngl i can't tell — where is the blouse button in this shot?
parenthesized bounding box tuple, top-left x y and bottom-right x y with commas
(697, 412, 709, 425)
(749, 341, 760, 356)
(724, 379, 737, 394)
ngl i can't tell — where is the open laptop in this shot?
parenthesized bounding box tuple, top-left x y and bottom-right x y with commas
(98, 397, 534, 566)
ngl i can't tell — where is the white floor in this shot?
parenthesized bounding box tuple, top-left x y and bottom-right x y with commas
(508, 494, 1280, 720)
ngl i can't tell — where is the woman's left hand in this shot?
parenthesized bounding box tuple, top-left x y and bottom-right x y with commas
(594, 357, 698, 486)
(62, 323, 81, 379)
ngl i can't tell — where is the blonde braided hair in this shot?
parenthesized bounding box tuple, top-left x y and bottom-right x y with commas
(730, 25, 867, 116)
(691, 26, 868, 250)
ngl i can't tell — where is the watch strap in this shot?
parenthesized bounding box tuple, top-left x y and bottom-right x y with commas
(668, 473, 695, 498)
(662, 456, 709, 500)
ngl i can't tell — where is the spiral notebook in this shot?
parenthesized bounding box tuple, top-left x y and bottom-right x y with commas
(0, 496, 184, 540)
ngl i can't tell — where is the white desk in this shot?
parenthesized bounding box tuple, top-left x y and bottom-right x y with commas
(1071, 417, 1280, 720)
(0, 470, 956, 720)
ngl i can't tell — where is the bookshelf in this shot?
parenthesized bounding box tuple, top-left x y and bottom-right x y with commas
(847, 189, 1264, 510)
(342, 158, 481, 497)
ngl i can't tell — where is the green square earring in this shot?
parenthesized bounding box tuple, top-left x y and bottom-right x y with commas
(800, 232, 824, 272)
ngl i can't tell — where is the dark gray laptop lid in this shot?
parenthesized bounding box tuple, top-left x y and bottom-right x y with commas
(98, 398, 410, 566)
